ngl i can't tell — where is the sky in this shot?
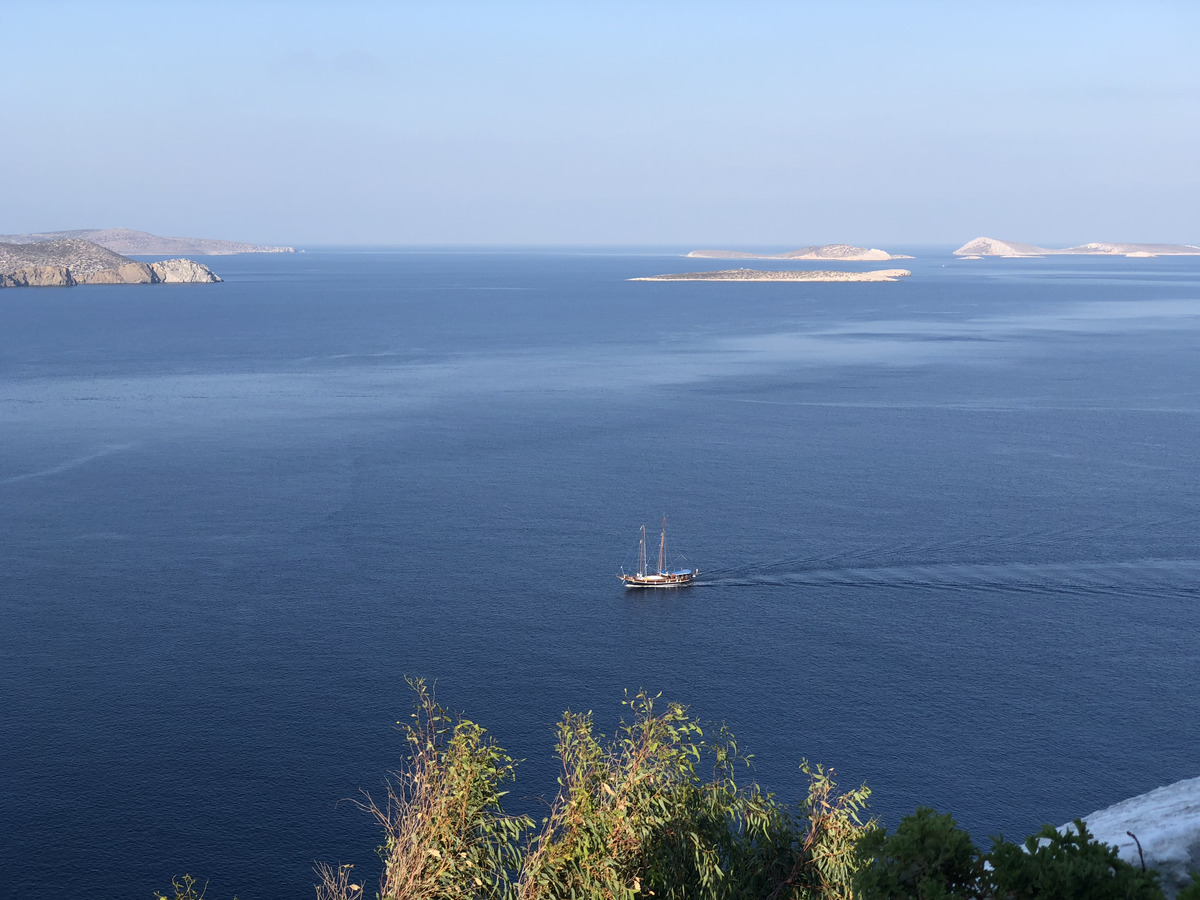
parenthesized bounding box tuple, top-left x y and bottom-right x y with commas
(2, 0, 1197, 247)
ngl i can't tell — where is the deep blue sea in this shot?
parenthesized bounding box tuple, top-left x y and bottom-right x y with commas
(2, 248, 1198, 898)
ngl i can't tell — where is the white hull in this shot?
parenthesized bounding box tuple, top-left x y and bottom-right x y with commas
(618, 518, 696, 588)
(619, 578, 696, 592)
(620, 571, 698, 589)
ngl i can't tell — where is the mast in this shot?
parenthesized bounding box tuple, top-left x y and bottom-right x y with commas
(639, 524, 646, 577)
(659, 515, 666, 574)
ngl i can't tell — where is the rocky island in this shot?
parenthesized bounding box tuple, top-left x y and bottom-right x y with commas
(0, 239, 221, 287)
(688, 244, 912, 261)
(0, 227, 293, 255)
(954, 236, 1200, 258)
(632, 267, 911, 282)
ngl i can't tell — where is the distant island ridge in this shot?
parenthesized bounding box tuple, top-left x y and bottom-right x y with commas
(0, 239, 221, 287)
(954, 236, 1200, 258)
(688, 244, 912, 261)
(0, 227, 294, 256)
(632, 268, 911, 283)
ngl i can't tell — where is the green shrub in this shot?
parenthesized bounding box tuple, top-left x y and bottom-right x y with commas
(312, 686, 874, 900)
(987, 819, 1162, 899)
(517, 692, 873, 900)
(854, 806, 984, 899)
(1176, 872, 1200, 900)
(168, 687, 1186, 900)
(854, 808, 1171, 900)
(316, 678, 531, 900)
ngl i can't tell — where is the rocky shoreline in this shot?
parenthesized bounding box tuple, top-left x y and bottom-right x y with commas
(1069, 774, 1200, 899)
(0, 239, 221, 288)
(632, 267, 911, 282)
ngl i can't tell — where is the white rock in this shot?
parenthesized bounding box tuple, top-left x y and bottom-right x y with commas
(148, 258, 223, 283)
(1065, 775, 1200, 898)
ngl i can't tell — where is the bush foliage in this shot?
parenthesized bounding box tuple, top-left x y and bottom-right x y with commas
(166, 683, 1198, 900)
(853, 807, 984, 899)
(316, 680, 874, 900)
(855, 809, 1167, 900)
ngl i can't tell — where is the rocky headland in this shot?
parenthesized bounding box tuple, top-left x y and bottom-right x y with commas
(0, 239, 221, 288)
(954, 236, 1200, 258)
(632, 267, 911, 282)
(0, 227, 293, 255)
(688, 244, 912, 261)
(1067, 774, 1200, 899)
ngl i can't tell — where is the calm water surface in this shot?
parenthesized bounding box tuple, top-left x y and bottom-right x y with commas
(2, 249, 1198, 898)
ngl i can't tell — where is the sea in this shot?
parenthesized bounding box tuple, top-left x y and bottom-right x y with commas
(2, 248, 1197, 898)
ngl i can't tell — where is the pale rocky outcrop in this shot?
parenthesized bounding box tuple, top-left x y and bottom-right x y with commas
(1066, 775, 1200, 899)
(954, 236, 1200, 257)
(777, 244, 901, 261)
(953, 236, 1048, 257)
(149, 258, 223, 283)
(689, 243, 912, 261)
(632, 267, 911, 282)
(1069, 241, 1200, 255)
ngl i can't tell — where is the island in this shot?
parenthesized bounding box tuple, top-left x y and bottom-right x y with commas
(954, 236, 1200, 258)
(631, 268, 911, 282)
(687, 244, 912, 261)
(0, 226, 293, 255)
(0, 239, 222, 287)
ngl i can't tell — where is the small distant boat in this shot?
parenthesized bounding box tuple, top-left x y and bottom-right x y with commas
(618, 517, 698, 588)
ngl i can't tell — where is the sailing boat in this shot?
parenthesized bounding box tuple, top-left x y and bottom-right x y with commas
(618, 516, 698, 588)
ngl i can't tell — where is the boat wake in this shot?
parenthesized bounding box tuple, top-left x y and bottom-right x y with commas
(0, 443, 137, 486)
(699, 557, 1200, 599)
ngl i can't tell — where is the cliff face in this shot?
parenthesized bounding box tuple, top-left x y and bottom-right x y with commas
(0, 265, 77, 287)
(82, 262, 159, 284)
(0, 239, 221, 287)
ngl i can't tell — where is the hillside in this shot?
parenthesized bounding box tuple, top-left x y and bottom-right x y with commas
(0, 239, 221, 287)
(955, 236, 1200, 257)
(0, 227, 293, 255)
(632, 267, 911, 282)
(688, 244, 912, 261)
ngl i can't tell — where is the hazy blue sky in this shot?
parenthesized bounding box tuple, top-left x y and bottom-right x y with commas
(2, 1, 1196, 246)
